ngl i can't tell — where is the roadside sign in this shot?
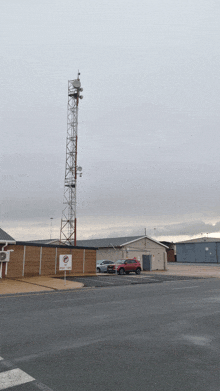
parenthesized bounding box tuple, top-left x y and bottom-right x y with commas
(59, 254, 72, 271)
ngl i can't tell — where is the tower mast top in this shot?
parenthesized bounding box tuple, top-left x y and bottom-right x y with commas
(60, 73, 83, 245)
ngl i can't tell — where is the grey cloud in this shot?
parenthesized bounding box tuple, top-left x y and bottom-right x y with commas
(155, 221, 220, 238)
(1, 0, 220, 241)
(93, 221, 220, 241)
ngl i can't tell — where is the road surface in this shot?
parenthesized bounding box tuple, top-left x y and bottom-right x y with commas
(0, 276, 220, 390)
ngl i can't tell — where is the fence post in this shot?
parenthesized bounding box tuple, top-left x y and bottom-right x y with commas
(22, 246, 26, 277)
(83, 249, 85, 274)
(55, 247, 57, 274)
(39, 247, 42, 275)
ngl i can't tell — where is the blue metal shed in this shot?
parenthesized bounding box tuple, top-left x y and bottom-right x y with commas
(176, 237, 220, 263)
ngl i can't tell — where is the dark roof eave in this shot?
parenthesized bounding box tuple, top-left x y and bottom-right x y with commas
(11, 241, 98, 250)
(97, 246, 121, 249)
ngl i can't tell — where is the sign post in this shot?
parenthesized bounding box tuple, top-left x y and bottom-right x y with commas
(59, 255, 72, 285)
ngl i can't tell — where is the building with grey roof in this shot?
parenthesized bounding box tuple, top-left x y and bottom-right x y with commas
(28, 235, 168, 271)
(76, 235, 157, 248)
(175, 237, 220, 263)
(176, 237, 220, 244)
(77, 235, 168, 271)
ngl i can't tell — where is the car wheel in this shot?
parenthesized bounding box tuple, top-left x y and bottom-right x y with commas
(135, 268, 141, 275)
(97, 268, 101, 273)
(119, 268, 125, 275)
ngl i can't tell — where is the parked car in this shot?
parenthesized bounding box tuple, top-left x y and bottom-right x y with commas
(96, 260, 115, 273)
(107, 258, 141, 275)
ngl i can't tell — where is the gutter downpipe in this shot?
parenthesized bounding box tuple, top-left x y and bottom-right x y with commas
(2, 242, 8, 251)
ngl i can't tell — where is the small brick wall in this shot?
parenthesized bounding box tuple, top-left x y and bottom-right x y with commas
(167, 249, 175, 262)
(5, 243, 96, 278)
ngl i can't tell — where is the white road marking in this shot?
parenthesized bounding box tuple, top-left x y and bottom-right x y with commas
(181, 334, 212, 346)
(0, 357, 3, 361)
(172, 285, 199, 290)
(129, 277, 158, 280)
(0, 368, 35, 390)
(34, 381, 54, 390)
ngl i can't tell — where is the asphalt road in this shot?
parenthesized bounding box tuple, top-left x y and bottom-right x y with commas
(1, 277, 220, 391)
(65, 273, 204, 288)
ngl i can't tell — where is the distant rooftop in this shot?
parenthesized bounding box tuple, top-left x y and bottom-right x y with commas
(28, 235, 168, 248)
(76, 236, 143, 248)
(0, 228, 15, 242)
(176, 237, 220, 244)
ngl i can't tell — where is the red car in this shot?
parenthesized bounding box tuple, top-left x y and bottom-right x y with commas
(107, 258, 141, 275)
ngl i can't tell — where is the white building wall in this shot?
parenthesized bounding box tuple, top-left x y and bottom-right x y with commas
(97, 248, 123, 262)
(96, 237, 167, 271)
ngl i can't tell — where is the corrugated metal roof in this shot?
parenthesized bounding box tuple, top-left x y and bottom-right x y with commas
(76, 235, 168, 249)
(0, 228, 15, 242)
(176, 237, 220, 244)
(28, 237, 141, 247)
(76, 236, 141, 248)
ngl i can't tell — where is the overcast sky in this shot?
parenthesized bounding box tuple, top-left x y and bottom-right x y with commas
(1, 0, 220, 242)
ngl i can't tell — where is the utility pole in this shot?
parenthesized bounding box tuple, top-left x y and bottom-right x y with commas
(50, 217, 53, 240)
(60, 72, 83, 245)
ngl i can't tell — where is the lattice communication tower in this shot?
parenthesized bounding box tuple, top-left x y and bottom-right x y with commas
(60, 72, 83, 245)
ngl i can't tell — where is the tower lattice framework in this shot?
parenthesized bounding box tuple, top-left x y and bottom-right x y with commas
(60, 72, 83, 245)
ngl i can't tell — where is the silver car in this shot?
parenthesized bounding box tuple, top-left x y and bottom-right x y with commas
(96, 260, 114, 273)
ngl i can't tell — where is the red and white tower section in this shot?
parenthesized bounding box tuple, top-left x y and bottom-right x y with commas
(60, 72, 83, 245)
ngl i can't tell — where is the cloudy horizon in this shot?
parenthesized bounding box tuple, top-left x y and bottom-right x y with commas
(1, 0, 220, 243)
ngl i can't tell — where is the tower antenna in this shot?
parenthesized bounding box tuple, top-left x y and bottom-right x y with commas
(60, 72, 83, 245)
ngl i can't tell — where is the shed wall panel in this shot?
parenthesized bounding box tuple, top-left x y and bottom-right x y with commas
(176, 244, 195, 263)
(199, 243, 217, 263)
(194, 243, 206, 263)
(176, 242, 218, 263)
(217, 243, 220, 263)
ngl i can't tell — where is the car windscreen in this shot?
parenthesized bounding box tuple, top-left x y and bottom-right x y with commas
(115, 260, 125, 264)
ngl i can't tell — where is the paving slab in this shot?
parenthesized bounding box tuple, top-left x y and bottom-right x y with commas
(19, 276, 84, 290)
(0, 276, 83, 295)
(0, 279, 52, 295)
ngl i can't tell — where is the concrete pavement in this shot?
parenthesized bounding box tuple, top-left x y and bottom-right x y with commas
(158, 262, 220, 278)
(0, 276, 84, 295)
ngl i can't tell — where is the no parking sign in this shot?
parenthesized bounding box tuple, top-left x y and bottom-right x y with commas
(59, 254, 72, 271)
